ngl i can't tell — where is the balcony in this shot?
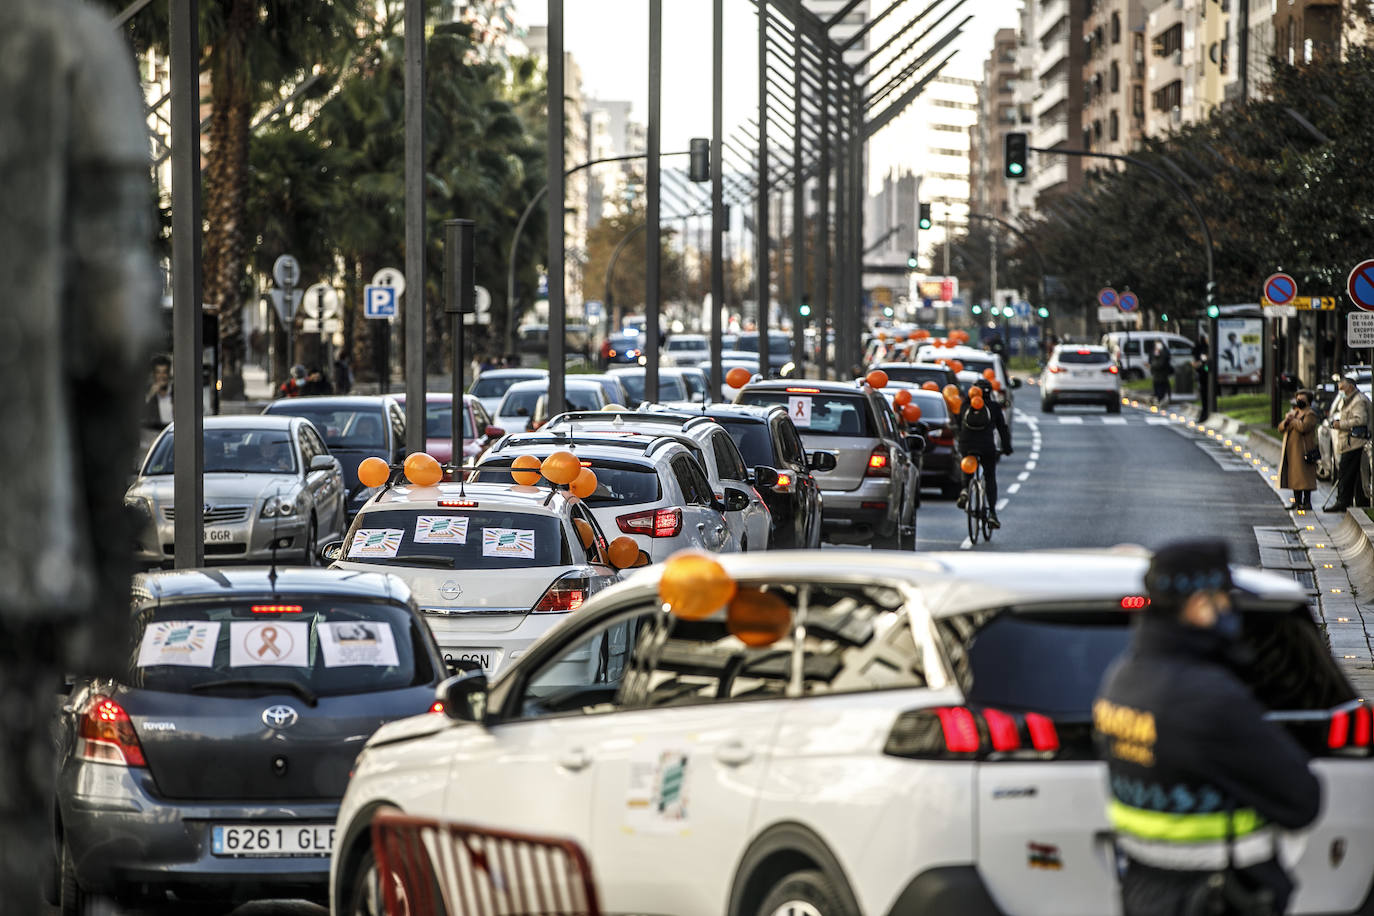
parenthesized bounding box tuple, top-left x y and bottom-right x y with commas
(1037, 0, 1069, 42)
(1033, 78, 1069, 119)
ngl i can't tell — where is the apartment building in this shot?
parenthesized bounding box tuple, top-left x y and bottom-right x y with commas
(970, 29, 1024, 221)
(1144, 0, 1230, 136)
(1031, 0, 1086, 203)
(1082, 0, 1147, 155)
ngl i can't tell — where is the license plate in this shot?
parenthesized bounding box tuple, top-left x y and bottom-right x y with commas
(444, 648, 503, 674)
(205, 528, 236, 543)
(211, 824, 334, 858)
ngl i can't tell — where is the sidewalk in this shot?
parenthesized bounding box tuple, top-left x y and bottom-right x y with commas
(1123, 395, 1374, 696)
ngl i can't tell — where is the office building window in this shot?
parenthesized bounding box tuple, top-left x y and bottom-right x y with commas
(1110, 109, 1120, 141)
(1111, 61, 1120, 92)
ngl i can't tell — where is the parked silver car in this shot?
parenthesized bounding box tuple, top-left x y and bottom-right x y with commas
(127, 416, 348, 567)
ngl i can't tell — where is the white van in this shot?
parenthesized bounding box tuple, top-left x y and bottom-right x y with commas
(1102, 331, 1194, 379)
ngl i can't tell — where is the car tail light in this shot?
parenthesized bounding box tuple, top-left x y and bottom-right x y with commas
(438, 499, 478, 508)
(1120, 596, 1150, 609)
(617, 507, 683, 538)
(1048, 366, 1067, 373)
(1077, 349, 1092, 355)
(429, 701, 446, 714)
(786, 387, 821, 393)
(532, 575, 590, 613)
(930, 425, 955, 446)
(866, 445, 890, 478)
(884, 706, 1062, 761)
(77, 695, 147, 767)
(774, 472, 793, 492)
(1104, 366, 1120, 375)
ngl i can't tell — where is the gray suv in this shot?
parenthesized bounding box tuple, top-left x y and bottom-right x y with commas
(736, 379, 917, 548)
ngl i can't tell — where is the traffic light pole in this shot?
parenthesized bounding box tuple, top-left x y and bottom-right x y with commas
(1028, 145, 1216, 415)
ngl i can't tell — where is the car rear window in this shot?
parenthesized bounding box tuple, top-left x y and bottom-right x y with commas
(425, 403, 473, 439)
(908, 391, 949, 421)
(616, 374, 686, 403)
(499, 388, 544, 417)
(1057, 350, 1110, 365)
(471, 374, 537, 399)
(737, 391, 873, 437)
(881, 366, 952, 387)
(344, 509, 570, 569)
(128, 600, 428, 698)
(716, 419, 776, 467)
(267, 406, 386, 450)
(474, 458, 662, 507)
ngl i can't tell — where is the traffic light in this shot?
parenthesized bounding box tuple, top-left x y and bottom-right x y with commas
(918, 203, 932, 231)
(1206, 304, 1220, 319)
(906, 251, 918, 270)
(688, 138, 710, 182)
(1037, 306, 1049, 319)
(799, 303, 811, 317)
(1161, 313, 1169, 323)
(1004, 131, 1029, 179)
(971, 303, 983, 315)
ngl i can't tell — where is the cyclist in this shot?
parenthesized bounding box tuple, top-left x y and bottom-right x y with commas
(956, 377, 1012, 528)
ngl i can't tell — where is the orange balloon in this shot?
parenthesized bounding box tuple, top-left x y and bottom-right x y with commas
(607, 535, 640, 569)
(893, 388, 912, 407)
(902, 403, 922, 423)
(952, 330, 969, 343)
(949, 360, 964, 374)
(541, 450, 581, 486)
(511, 454, 542, 486)
(358, 457, 390, 489)
(942, 384, 960, 402)
(961, 454, 979, 474)
(970, 395, 985, 411)
(908, 331, 920, 341)
(922, 381, 940, 391)
(983, 368, 996, 381)
(866, 369, 889, 389)
(726, 366, 752, 389)
(949, 399, 963, 414)
(403, 452, 442, 487)
(876, 331, 888, 341)
(573, 517, 595, 549)
(658, 551, 736, 620)
(916, 329, 931, 340)
(727, 588, 792, 647)
(992, 379, 1003, 392)
(571, 467, 599, 499)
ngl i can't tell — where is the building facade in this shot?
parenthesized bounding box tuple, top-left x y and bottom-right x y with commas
(1030, 0, 1086, 203)
(1082, 0, 1146, 155)
(1143, 0, 1231, 136)
(969, 29, 1024, 222)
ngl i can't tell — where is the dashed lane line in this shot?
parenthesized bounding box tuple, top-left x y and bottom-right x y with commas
(1058, 417, 1084, 424)
(996, 498, 1010, 511)
(1008, 483, 1021, 494)
(1018, 471, 1030, 482)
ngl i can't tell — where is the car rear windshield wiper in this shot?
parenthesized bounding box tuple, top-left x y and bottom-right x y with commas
(189, 678, 319, 707)
(390, 554, 456, 568)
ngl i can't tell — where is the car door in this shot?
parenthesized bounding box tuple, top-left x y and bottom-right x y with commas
(711, 430, 769, 550)
(301, 424, 345, 539)
(295, 426, 329, 527)
(672, 455, 730, 552)
(870, 395, 910, 527)
(585, 594, 788, 916)
(774, 416, 819, 546)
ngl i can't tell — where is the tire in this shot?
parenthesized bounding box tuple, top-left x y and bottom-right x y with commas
(1106, 398, 1121, 414)
(61, 843, 129, 916)
(304, 516, 320, 567)
(759, 868, 857, 916)
(1040, 397, 1055, 413)
(870, 523, 902, 550)
(966, 481, 982, 545)
(342, 847, 385, 916)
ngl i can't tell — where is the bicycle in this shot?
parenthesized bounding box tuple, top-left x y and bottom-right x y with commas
(965, 463, 994, 545)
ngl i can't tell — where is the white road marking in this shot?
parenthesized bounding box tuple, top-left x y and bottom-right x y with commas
(996, 498, 1009, 511)
(960, 536, 973, 550)
(1026, 460, 1037, 470)
(1058, 417, 1084, 424)
(1018, 471, 1030, 481)
(1008, 483, 1021, 494)
(1102, 417, 1127, 425)
(1029, 452, 1040, 461)
(1146, 417, 1171, 425)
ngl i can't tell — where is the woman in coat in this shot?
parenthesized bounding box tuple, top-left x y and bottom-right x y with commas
(1278, 389, 1318, 509)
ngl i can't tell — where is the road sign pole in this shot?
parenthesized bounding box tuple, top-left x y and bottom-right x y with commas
(446, 220, 475, 468)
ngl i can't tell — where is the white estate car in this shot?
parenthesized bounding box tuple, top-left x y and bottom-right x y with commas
(467, 367, 547, 416)
(475, 432, 745, 561)
(543, 409, 773, 551)
(326, 480, 621, 677)
(1040, 344, 1122, 413)
(331, 550, 1374, 916)
(493, 378, 608, 433)
(661, 333, 709, 368)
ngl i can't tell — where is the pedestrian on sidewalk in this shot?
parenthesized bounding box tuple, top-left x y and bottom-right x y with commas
(1278, 389, 1318, 510)
(1094, 540, 1320, 916)
(1149, 341, 1173, 406)
(1328, 375, 1370, 512)
(1193, 335, 1211, 422)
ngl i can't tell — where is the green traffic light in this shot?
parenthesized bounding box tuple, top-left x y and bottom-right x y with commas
(1008, 163, 1024, 176)
(1037, 306, 1049, 319)
(971, 304, 982, 315)
(1206, 305, 1220, 319)
(800, 304, 811, 317)
(918, 219, 931, 230)
(1161, 313, 1169, 323)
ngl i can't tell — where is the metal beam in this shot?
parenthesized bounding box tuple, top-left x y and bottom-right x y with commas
(711, 0, 725, 396)
(404, 0, 427, 451)
(865, 50, 958, 137)
(645, 0, 662, 403)
(546, 0, 565, 412)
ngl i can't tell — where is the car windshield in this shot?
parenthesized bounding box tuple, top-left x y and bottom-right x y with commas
(958, 357, 997, 375)
(127, 599, 427, 698)
(667, 338, 707, 352)
(609, 334, 639, 349)
(617, 374, 686, 403)
(425, 403, 473, 439)
(717, 419, 775, 466)
(471, 374, 537, 399)
(269, 405, 385, 450)
(1057, 350, 1111, 365)
(344, 509, 570, 569)
(498, 388, 544, 417)
(737, 391, 873, 437)
(475, 457, 662, 507)
(907, 391, 949, 421)
(737, 334, 791, 355)
(145, 429, 297, 475)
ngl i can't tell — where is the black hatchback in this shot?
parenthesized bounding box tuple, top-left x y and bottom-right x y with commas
(49, 567, 445, 914)
(693, 403, 827, 548)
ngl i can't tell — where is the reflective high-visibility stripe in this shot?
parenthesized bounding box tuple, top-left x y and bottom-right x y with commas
(1108, 801, 1265, 843)
(1117, 830, 1278, 871)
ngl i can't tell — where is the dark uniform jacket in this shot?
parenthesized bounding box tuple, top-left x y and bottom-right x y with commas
(957, 392, 1010, 457)
(1096, 616, 1321, 915)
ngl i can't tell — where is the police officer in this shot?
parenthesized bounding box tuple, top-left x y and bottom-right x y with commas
(955, 377, 1012, 528)
(1095, 540, 1320, 915)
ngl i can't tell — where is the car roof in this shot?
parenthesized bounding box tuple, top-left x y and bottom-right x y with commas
(917, 345, 999, 360)
(878, 361, 952, 372)
(264, 395, 394, 411)
(741, 378, 872, 396)
(695, 403, 781, 423)
(476, 368, 548, 378)
(1055, 344, 1110, 353)
(486, 431, 690, 463)
(171, 414, 299, 431)
(134, 566, 411, 605)
(668, 334, 708, 342)
(389, 393, 476, 405)
(366, 480, 574, 515)
(504, 377, 601, 392)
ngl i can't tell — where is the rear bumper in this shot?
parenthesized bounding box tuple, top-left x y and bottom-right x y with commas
(885, 866, 1004, 916)
(919, 445, 960, 485)
(819, 480, 897, 537)
(1044, 384, 1119, 403)
(420, 609, 564, 678)
(59, 762, 335, 902)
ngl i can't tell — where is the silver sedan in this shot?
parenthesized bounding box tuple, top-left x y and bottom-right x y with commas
(126, 415, 348, 567)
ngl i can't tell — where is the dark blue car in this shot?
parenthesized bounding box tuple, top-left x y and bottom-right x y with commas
(48, 567, 446, 914)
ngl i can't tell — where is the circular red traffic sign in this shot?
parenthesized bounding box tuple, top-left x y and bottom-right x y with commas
(1263, 272, 1297, 306)
(1349, 260, 1374, 311)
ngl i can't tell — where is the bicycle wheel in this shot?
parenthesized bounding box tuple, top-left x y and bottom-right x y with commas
(980, 479, 995, 542)
(966, 470, 983, 544)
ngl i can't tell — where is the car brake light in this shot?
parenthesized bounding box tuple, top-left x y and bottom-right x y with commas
(251, 604, 303, 613)
(884, 706, 1061, 760)
(1077, 349, 1091, 355)
(1024, 713, 1060, 752)
(936, 707, 981, 753)
(429, 701, 445, 714)
(1354, 707, 1372, 747)
(77, 695, 146, 767)
(1120, 596, 1150, 609)
(866, 445, 890, 477)
(786, 387, 821, 393)
(533, 575, 590, 613)
(1104, 366, 1120, 375)
(982, 708, 1020, 752)
(1329, 711, 1350, 749)
(616, 507, 683, 538)
(438, 499, 478, 508)
(774, 472, 793, 491)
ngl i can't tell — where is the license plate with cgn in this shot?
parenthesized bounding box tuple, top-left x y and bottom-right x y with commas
(211, 824, 335, 857)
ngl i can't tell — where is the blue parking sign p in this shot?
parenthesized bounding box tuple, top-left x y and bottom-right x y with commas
(364, 285, 396, 319)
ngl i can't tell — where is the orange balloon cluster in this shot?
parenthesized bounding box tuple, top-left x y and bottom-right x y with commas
(970, 388, 985, 410)
(949, 360, 964, 374)
(606, 536, 640, 569)
(358, 457, 390, 489)
(541, 451, 581, 486)
(403, 452, 442, 487)
(659, 552, 736, 620)
(961, 454, 980, 474)
(866, 369, 888, 389)
(726, 367, 752, 389)
(902, 403, 922, 423)
(727, 589, 792, 647)
(893, 389, 912, 407)
(510, 454, 542, 486)
(921, 381, 940, 391)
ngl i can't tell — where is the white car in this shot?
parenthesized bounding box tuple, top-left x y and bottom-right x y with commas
(1102, 330, 1195, 380)
(475, 432, 744, 561)
(1040, 344, 1122, 413)
(543, 409, 773, 551)
(493, 378, 608, 433)
(467, 367, 547, 415)
(662, 333, 709, 368)
(606, 367, 690, 406)
(326, 480, 622, 678)
(332, 550, 1374, 916)
(912, 343, 1018, 414)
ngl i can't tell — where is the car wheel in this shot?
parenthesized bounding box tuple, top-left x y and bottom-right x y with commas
(343, 847, 385, 916)
(1040, 397, 1055, 413)
(1106, 398, 1121, 414)
(304, 516, 319, 567)
(759, 868, 857, 916)
(61, 843, 129, 916)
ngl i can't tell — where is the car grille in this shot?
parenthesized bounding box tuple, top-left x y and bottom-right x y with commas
(162, 505, 250, 523)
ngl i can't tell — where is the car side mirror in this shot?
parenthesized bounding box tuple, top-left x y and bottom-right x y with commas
(310, 455, 337, 473)
(809, 451, 838, 472)
(634, 548, 652, 567)
(1011, 378, 1023, 389)
(906, 434, 926, 455)
(751, 465, 780, 488)
(320, 540, 343, 564)
(437, 670, 489, 723)
(720, 487, 751, 512)
(484, 425, 504, 439)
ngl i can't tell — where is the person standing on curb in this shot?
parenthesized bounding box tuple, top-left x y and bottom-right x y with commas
(1149, 341, 1174, 406)
(1278, 389, 1318, 510)
(1095, 540, 1320, 916)
(1193, 335, 1211, 422)
(1328, 375, 1370, 513)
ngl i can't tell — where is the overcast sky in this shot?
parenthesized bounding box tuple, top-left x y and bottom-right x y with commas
(512, 0, 1023, 179)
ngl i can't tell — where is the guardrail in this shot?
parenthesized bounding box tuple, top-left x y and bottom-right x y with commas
(371, 813, 601, 916)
